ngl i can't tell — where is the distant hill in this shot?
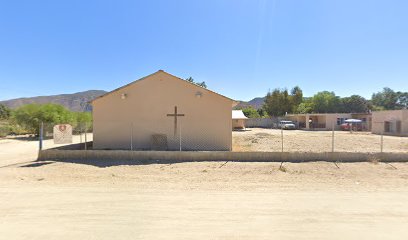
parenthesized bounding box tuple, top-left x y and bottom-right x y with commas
(235, 97, 265, 110)
(1, 90, 266, 112)
(0, 90, 107, 112)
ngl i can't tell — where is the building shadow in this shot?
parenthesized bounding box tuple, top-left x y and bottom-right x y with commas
(23, 158, 206, 168)
(20, 161, 55, 168)
(48, 142, 93, 150)
(3, 135, 39, 141)
(35, 141, 220, 167)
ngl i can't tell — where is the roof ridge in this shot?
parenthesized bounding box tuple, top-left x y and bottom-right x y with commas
(159, 70, 235, 102)
(91, 70, 236, 104)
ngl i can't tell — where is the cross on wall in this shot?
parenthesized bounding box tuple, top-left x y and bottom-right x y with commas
(167, 106, 185, 137)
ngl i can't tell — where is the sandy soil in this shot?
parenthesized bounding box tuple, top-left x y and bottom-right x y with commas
(1, 137, 408, 239)
(0, 134, 92, 167)
(233, 128, 408, 152)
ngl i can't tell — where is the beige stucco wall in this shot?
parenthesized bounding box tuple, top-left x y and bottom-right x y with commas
(287, 113, 352, 130)
(324, 114, 352, 130)
(92, 71, 233, 151)
(287, 113, 373, 131)
(372, 110, 408, 136)
(232, 119, 245, 129)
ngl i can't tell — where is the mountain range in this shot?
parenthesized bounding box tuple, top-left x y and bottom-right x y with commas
(235, 97, 265, 110)
(0, 90, 265, 111)
(0, 90, 107, 112)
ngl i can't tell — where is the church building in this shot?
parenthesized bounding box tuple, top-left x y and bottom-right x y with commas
(91, 70, 235, 151)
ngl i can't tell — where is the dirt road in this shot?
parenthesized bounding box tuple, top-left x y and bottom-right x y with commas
(1, 137, 408, 239)
(2, 185, 407, 240)
(0, 134, 91, 167)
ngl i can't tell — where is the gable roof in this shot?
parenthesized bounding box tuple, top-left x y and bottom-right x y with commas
(91, 70, 236, 104)
(232, 110, 248, 119)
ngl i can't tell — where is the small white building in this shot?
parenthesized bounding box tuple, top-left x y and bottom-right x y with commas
(232, 110, 248, 130)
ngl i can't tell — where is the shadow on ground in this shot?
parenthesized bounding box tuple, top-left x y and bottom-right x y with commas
(49, 142, 93, 150)
(20, 161, 55, 168)
(1, 135, 39, 141)
(21, 158, 227, 168)
(37, 142, 228, 168)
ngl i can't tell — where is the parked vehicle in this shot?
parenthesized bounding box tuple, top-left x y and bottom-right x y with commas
(340, 123, 363, 131)
(279, 120, 296, 130)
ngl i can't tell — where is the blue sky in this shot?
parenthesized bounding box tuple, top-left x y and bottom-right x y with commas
(0, 0, 407, 101)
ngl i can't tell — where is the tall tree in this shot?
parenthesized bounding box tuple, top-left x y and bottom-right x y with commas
(256, 108, 268, 118)
(296, 99, 313, 114)
(397, 92, 408, 109)
(311, 91, 341, 113)
(263, 89, 281, 116)
(341, 95, 370, 113)
(282, 89, 290, 114)
(263, 88, 293, 116)
(371, 87, 399, 110)
(290, 86, 303, 112)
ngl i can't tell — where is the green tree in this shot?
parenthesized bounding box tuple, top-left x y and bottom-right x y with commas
(290, 86, 303, 112)
(371, 87, 399, 110)
(296, 100, 313, 114)
(73, 112, 93, 132)
(12, 104, 74, 134)
(256, 108, 268, 118)
(341, 95, 370, 113)
(282, 89, 291, 114)
(241, 107, 260, 118)
(0, 104, 11, 120)
(397, 92, 408, 109)
(310, 91, 342, 113)
(263, 86, 304, 116)
(263, 89, 282, 116)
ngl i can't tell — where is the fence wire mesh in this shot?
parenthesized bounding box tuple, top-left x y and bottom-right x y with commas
(40, 122, 92, 150)
(39, 120, 408, 153)
(232, 127, 408, 153)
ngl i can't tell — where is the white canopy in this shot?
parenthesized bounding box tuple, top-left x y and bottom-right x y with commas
(344, 119, 363, 123)
(232, 110, 248, 119)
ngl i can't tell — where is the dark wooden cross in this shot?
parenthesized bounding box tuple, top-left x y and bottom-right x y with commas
(167, 106, 185, 137)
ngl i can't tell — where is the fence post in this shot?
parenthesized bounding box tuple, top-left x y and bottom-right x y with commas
(281, 127, 284, 152)
(130, 122, 133, 151)
(381, 131, 384, 153)
(39, 122, 43, 151)
(80, 126, 82, 144)
(84, 123, 87, 151)
(179, 121, 182, 151)
(332, 122, 335, 153)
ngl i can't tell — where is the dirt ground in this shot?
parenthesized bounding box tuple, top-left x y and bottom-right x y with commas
(0, 134, 92, 167)
(1, 136, 408, 239)
(233, 128, 408, 152)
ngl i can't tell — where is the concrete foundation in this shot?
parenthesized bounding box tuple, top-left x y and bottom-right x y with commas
(38, 150, 408, 163)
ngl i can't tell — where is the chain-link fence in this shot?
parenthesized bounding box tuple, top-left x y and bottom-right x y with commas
(39, 122, 92, 150)
(39, 119, 230, 151)
(39, 120, 408, 153)
(90, 118, 231, 151)
(232, 126, 408, 153)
